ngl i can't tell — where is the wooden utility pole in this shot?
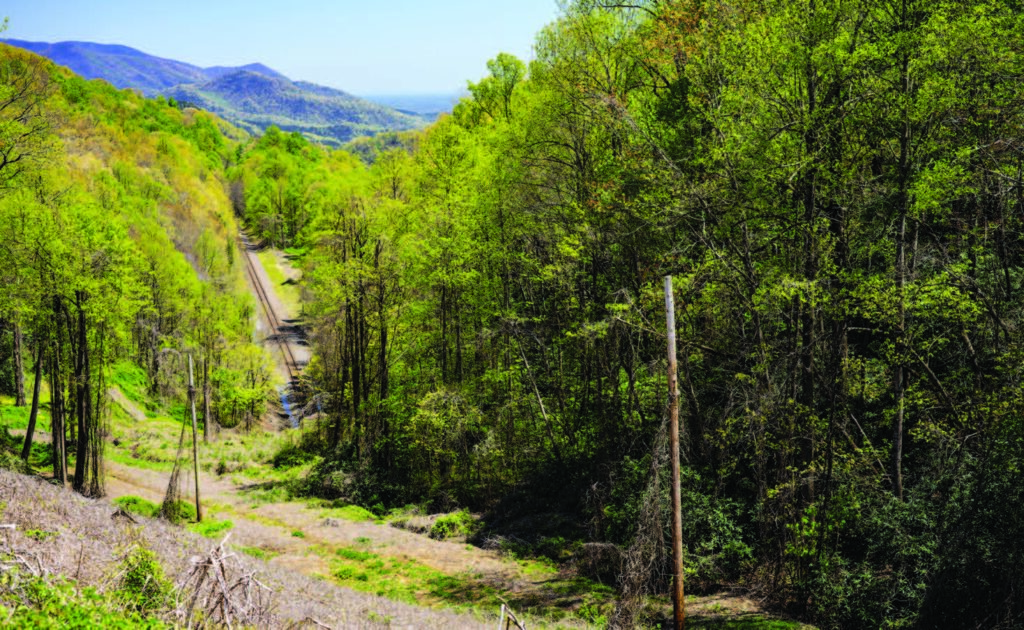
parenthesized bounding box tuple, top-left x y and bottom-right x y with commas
(665, 276, 685, 629)
(188, 355, 203, 522)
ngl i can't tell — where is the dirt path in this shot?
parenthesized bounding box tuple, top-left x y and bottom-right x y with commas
(106, 461, 514, 578)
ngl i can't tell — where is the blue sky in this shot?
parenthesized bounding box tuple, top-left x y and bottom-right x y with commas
(2, 0, 561, 95)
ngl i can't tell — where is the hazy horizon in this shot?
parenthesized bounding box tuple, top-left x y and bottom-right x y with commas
(2, 0, 560, 94)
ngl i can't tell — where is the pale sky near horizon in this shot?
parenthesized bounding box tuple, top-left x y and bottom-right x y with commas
(2, 0, 562, 95)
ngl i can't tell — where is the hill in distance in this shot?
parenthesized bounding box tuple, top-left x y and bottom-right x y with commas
(2, 39, 427, 146)
(363, 94, 460, 122)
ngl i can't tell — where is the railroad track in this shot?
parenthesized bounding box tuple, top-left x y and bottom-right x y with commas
(239, 233, 300, 385)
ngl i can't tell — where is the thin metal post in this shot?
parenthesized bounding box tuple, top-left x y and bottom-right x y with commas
(665, 276, 685, 629)
(188, 355, 203, 522)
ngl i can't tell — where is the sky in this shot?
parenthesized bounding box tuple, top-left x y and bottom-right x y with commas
(2, 0, 562, 95)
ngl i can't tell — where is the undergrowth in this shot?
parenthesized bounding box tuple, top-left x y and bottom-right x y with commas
(320, 541, 616, 626)
(113, 496, 160, 519)
(0, 574, 166, 629)
(188, 519, 234, 538)
(116, 546, 172, 615)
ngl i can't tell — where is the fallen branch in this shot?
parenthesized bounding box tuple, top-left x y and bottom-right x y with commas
(175, 534, 274, 629)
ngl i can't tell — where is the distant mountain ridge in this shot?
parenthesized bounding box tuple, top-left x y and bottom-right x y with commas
(2, 39, 426, 145)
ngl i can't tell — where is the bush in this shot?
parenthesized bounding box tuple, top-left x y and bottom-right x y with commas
(1, 574, 165, 628)
(429, 510, 476, 540)
(160, 499, 198, 524)
(271, 442, 314, 469)
(116, 547, 171, 615)
(113, 496, 160, 519)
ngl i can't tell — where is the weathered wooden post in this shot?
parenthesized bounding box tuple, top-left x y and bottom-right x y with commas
(665, 276, 685, 629)
(188, 354, 203, 522)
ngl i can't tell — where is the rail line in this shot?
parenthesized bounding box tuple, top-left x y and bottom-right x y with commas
(239, 233, 300, 385)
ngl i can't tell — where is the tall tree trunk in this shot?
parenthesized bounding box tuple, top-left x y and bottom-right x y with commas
(73, 295, 89, 494)
(13, 322, 26, 407)
(800, 0, 820, 507)
(50, 340, 66, 485)
(20, 344, 44, 460)
(892, 5, 911, 501)
(202, 355, 213, 442)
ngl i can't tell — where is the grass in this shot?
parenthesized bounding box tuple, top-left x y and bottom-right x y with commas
(107, 449, 176, 472)
(429, 509, 476, 540)
(689, 620, 805, 629)
(110, 361, 154, 411)
(324, 504, 377, 522)
(236, 480, 299, 506)
(256, 249, 302, 317)
(0, 394, 50, 432)
(234, 544, 279, 561)
(105, 383, 297, 484)
(188, 518, 234, 538)
(319, 541, 615, 626)
(24, 529, 57, 542)
(244, 511, 293, 530)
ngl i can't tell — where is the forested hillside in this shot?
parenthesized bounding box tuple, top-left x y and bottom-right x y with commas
(162, 70, 425, 146)
(230, 0, 1024, 627)
(3, 38, 430, 146)
(0, 42, 272, 491)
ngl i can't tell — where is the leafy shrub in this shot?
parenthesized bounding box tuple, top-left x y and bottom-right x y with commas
(429, 510, 476, 540)
(116, 547, 171, 615)
(113, 495, 160, 519)
(24, 529, 57, 542)
(536, 536, 578, 562)
(0, 448, 30, 474)
(1, 574, 165, 628)
(160, 499, 198, 524)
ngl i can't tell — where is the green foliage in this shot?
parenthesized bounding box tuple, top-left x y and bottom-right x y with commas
(115, 546, 172, 615)
(329, 504, 377, 522)
(112, 496, 161, 519)
(0, 43, 274, 493)
(325, 542, 614, 624)
(271, 442, 315, 469)
(110, 363, 150, 410)
(188, 519, 234, 539)
(0, 420, 31, 474)
(234, 545, 278, 561)
(8, 3, 1024, 626)
(160, 500, 197, 524)
(24, 529, 56, 542)
(429, 510, 476, 540)
(0, 574, 166, 629)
